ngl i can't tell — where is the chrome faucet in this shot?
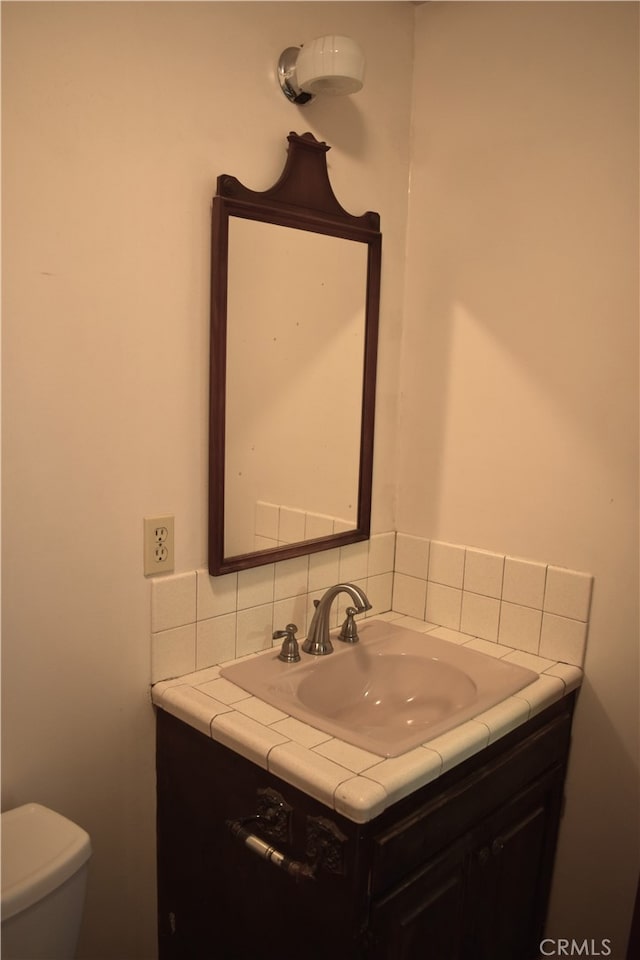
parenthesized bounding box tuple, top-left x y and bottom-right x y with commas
(302, 583, 372, 656)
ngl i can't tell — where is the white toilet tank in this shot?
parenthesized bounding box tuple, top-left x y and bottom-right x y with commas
(1, 803, 91, 960)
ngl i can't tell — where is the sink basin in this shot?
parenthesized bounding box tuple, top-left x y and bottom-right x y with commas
(221, 620, 538, 757)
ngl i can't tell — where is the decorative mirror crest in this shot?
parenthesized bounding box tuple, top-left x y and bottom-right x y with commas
(209, 132, 381, 575)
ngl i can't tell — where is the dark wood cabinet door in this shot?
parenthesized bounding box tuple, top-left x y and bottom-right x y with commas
(369, 840, 467, 960)
(370, 765, 565, 960)
(465, 764, 565, 960)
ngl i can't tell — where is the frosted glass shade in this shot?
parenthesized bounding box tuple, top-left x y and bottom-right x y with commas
(296, 36, 365, 97)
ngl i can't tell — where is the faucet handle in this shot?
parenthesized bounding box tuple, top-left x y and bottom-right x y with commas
(274, 623, 301, 663)
(338, 607, 361, 644)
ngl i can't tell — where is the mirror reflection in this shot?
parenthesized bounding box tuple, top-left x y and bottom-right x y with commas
(225, 220, 367, 557)
(209, 131, 381, 575)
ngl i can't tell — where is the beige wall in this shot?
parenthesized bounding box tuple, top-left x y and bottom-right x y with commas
(400, 1, 639, 953)
(3, 0, 638, 957)
(1, 3, 412, 956)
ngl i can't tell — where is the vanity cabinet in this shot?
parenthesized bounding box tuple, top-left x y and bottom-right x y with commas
(156, 693, 574, 960)
(368, 766, 563, 960)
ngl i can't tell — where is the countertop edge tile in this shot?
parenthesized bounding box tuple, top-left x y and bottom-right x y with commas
(155, 665, 221, 691)
(267, 741, 353, 808)
(270, 716, 333, 748)
(474, 696, 531, 744)
(157, 686, 233, 736)
(502, 649, 556, 673)
(312, 738, 382, 774)
(426, 720, 490, 774)
(211, 711, 290, 770)
(543, 662, 583, 693)
(232, 695, 290, 726)
(463, 637, 514, 658)
(361, 747, 443, 808)
(152, 677, 188, 701)
(512, 674, 565, 717)
(334, 776, 388, 823)
(197, 676, 254, 705)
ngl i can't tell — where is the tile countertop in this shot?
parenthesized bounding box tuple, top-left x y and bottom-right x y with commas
(150, 613, 582, 825)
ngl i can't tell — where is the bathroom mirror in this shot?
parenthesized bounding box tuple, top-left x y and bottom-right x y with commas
(209, 132, 381, 575)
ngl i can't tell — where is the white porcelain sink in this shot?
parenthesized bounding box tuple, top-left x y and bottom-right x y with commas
(221, 620, 538, 757)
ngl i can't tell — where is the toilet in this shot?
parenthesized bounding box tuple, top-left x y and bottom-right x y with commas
(1, 803, 91, 960)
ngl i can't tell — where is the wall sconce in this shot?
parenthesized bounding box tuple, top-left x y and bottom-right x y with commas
(277, 35, 365, 105)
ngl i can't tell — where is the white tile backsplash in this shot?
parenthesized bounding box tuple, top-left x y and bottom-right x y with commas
(151, 623, 196, 683)
(393, 573, 427, 619)
(197, 569, 237, 620)
(464, 548, 504, 599)
(428, 541, 465, 588)
(425, 582, 462, 629)
(540, 612, 589, 666)
(237, 565, 275, 610)
(150, 533, 593, 682)
(395, 533, 430, 579)
(365, 572, 393, 616)
(236, 604, 274, 658)
(339, 540, 369, 582)
(308, 548, 341, 592)
(498, 601, 542, 653)
(460, 592, 500, 641)
(273, 595, 309, 639)
(367, 532, 396, 578)
(274, 555, 309, 601)
(196, 614, 236, 670)
(151, 572, 196, 632)
(544, 566, 593, 621)
(502, 557, 547, 609)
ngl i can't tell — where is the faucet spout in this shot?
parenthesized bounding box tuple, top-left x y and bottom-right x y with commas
(302, 583, 372, 656)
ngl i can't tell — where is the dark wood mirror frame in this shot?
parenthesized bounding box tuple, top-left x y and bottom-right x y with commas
(208, 132, 381, 576)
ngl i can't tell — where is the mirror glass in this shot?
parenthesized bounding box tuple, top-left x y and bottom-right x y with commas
(209, 132, 381, 575)
(225, 219, 367, 557)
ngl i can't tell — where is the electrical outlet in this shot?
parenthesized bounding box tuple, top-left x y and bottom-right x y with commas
(144, 516, 175, 576)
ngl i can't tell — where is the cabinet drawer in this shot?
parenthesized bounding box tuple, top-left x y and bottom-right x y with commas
(370, 707, 572, 896)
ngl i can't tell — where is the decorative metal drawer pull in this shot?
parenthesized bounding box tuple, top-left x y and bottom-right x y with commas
(226, 820, 315, 881)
